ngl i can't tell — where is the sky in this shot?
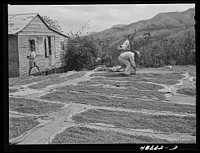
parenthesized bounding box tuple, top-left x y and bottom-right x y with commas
(8, 4, 195, 35)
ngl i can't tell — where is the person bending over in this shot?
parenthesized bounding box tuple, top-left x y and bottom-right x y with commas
(117, 35, 141, 75)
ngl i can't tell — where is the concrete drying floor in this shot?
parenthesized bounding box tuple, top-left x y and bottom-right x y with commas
(9, 66, 196, 144)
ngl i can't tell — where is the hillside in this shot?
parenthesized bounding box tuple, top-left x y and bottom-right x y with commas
(90, 7, 195, 58)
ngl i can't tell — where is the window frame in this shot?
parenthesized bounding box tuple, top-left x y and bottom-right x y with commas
(28, 39, 36, 52)
(44, 36, 52, 58)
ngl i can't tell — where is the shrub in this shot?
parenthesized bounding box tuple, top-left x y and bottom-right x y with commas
(136, 32, 195, 67)
(65, 36, 99, 71)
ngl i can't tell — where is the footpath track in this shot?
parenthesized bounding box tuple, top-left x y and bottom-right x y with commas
(9, 68, 196, 144)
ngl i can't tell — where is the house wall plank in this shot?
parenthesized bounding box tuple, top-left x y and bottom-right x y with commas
(16, 15, 68, 76)
(8, 35, 20, 77)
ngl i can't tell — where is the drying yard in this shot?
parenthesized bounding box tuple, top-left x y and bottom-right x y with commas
(9, 66, 196, 144)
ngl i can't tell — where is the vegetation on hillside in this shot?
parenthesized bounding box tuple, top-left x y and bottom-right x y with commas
(64, 22, 114, 71)
(42, 16, 63, 33)
(45, 8, 195, 70)
(65, 35, 98, 71)
(134, 31, 195, 67)
(65, 28, 195, 69)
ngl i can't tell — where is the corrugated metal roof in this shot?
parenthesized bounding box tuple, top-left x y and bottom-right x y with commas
(8, 13, 68, 37)
(8, 13, 38, 34)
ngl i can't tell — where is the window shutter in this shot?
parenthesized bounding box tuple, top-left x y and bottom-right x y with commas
(46, 37, 49, 57)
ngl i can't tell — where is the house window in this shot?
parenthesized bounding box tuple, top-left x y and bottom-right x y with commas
(61, 39, 68, 50)
(29, 39, 36, 51)
(61, 42, 64, 50)
(44, 36, 52, 58)
(48, 36, 52, 56)
(44, 38, 47, 57)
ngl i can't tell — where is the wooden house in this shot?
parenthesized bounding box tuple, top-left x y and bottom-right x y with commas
(8, 13, 69, 77)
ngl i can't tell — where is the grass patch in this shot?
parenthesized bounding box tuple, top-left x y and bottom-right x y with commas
(177, 88, 196, 97)
(9, 97, 64, 115)
(57, 85, 166, 100)
(9, 88, 18, 93)
(90, 72, 184, 85)
(9, 117, 40, 139)
(72, 109, 196, 135)
(50, 126, 170, 144)
(28, 72, 86, 89)
(188, 71, 196, 77)
(40, 88, 195, 114)
(170, 65, 196, 74)
(79, 78, 163, 91)
(9, 75, 53, 87)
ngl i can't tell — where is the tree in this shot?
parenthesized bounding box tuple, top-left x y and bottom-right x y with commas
(137, 31, 195, 67)
(94, 34, 113, 66)
(65, 22, 100, 71)
(42, 16, 63, 33)
(182, 32, 195, 65)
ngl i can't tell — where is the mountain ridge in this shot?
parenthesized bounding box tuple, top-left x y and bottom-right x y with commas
(88, 7, 195, 61)
(91, 7, 195, 39)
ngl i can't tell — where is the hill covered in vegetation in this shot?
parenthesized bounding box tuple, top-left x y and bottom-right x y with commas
(88, 7, 195, 67)
(64, 7, 195, 71)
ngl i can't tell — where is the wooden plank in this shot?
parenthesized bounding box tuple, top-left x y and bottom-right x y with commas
(18, 24, 68, 75)
(9, 35, 19, 77)
(21, 16, 58, 36)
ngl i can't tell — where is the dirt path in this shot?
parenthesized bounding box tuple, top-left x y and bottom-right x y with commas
(9, 69, 196, 144)
(12, 104, 86, 144)
(81, 124, 195, 143)
(137, 71, 196, 105)
(9, 71, 96, 144)
(9, 71, 95, 98)
(11, 102, 195, 144)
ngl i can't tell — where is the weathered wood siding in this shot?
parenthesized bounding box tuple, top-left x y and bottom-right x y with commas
(19, 15, 56, 35)
(18, 35, 53, 75)
(8, 35, 20, 77)
(18, 15, 68, 75)
(54, 33, 68, 67)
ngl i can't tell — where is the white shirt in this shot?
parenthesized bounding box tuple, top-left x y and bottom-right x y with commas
(120, 39, 130, 50)
(29, 51, 36, 59)
(119, 51, 135, 67)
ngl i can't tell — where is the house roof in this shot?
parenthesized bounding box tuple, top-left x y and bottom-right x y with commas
(8, 13, 68, 37)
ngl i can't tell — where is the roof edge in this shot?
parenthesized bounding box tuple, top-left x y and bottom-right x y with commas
(9, 13, 39, 16)
(37, 14, 69, 38)
(9, 13, 39, 34)
(9, 13, 68, 38)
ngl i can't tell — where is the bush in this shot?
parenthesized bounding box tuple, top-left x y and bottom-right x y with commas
(64, 21, 117, 71)
(65, 24, 195, 70)
(65, 36, 99, 71)
(136, 32, 195, 68)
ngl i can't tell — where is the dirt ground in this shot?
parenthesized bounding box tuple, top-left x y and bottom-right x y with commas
(9, 65, 196, 144)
